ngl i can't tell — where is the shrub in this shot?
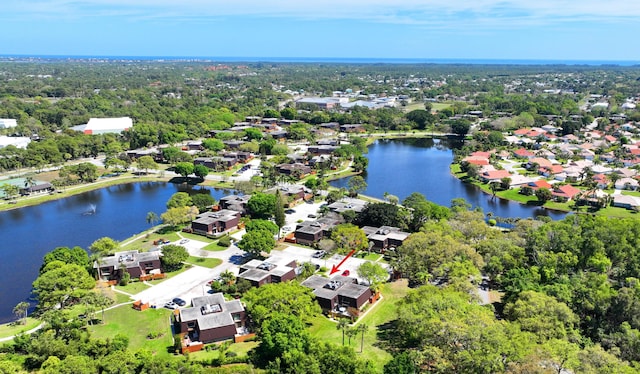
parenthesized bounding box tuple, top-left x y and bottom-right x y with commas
(218, 236, 231, 247)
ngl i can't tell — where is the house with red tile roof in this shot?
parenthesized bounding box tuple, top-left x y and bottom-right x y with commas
(540, 164, 564, 177)
(463, 156, 490, 166)
(513, 128, 531, 136)
(528, 180, 553, 190)
(552, 184, 581, 202)
(513, 148, 535, 159)
(470, 151, 492, 159)
(480, 170, 512, 183)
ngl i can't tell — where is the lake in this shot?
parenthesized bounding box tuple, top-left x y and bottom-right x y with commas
(0, 182, 231, 324)
(330, 137, 568, 220)
(0, 138, 567, 323)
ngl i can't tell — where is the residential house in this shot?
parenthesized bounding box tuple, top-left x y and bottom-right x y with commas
(237, 257, 297, 287)
(294, 217, 340, 246)
(175, 293, 246, 344)
(327, 198, 368, 213)
(480, 170, 512, 183)
(94, 250, 162, 282)
(70, 117, 132, 135)
(615, 177, 639, 191)
(552, 184, 581, 202)
(269, 185, 313, 205)
(339, 124, 366, 133)
(613, 195, 640, 210)
(190, 209, 242, 236)
(308, 145, 339, 155)
(185, 141, 204, 151)
(528, 180, 553, 190)
(277, 163, 312, 178)
(219, 195, 251, 215)
(301, 275, 373, 314)
(19, 181, 54, 196)
(361, 226, 410, 252)
(513, 148, 535, 160)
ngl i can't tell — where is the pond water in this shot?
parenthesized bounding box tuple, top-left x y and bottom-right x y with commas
(330, 138, 568, 220)
(0, 182, 231, 323)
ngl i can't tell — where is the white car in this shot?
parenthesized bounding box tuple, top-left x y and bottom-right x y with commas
(179, 239, 189, 244)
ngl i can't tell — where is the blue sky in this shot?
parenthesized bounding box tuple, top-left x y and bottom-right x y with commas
(1, 1, 639, 61)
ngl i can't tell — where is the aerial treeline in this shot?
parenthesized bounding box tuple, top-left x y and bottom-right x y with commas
(385, 205, 640, 372)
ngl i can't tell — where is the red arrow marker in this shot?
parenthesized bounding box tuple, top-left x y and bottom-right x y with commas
(330, 249, 357, 275)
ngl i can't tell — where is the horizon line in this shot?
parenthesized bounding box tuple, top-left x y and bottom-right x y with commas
(1, 54, 640, 66)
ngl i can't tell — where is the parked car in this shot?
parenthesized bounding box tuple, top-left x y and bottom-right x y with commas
(164, 301, 178, 309)
(179, 239, 189, 244)
(312, 250, 326, 259)
(308, 214, 317, 218)
(172, 297, 187, 306)
(341, 270, 350, 276)
(285, 209, 296, 214)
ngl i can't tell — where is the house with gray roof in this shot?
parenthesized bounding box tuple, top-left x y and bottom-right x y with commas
(301, 275, 372, 313)
(238, 257, 297, 287)
(175, 293, 246, 344)
(94, 250, 162, 282)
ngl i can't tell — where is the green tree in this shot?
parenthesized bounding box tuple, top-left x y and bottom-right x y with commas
(193, 164, 209, 180)
(160, 244, 189, 271)
(357, 323, 368, 353)
(202, 138, 225, 152)
(166, 192, 192, 209)
(190, 194, 216, 212)
(337, 319, 349, 346)
(274, 190, 286, 237)
(41, 246, 90, 272)
(331, 224, 368, 253)
(12, 301, 29, 325)
(1, 183, 19, 200)
(357, 262, 388, 291)
(247, 192, 277, 219)
(535, 187, 553, 204)
(33, 263, 96, 309)
(145, 211, 160, 228)
(135, 155, 158, 175)
(89, 237, 119, 256)
(347, 175, 367, 196)
(173, 162, 194, 179)
(161, 206, 198, 227)
(244, 282, 321, 325)
(237, 229, 275, 257)
(245, 219, 279, 235)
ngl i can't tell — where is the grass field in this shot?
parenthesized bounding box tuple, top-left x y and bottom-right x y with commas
(185, 256, 223, 269)
(119, 231, 181, 252)
(203, 241, 230, 251)
(115, 280, 151, 295)
(189, 341, 258, 363)
(402, 101, 454, 113)
(88, 304, 174, 356)
(307, 279, 410, 373)
(0, 318, 41, 339)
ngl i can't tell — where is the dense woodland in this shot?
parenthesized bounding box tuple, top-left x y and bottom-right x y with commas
(3, 60, 640, 372)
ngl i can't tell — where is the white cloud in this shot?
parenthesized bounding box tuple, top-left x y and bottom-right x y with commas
(2, 0, 640, 27)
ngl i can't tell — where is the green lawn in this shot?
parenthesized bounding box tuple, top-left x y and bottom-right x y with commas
(115, 280, 151, 295)
(402, 101, 453, 113)
(185, 257, 223, 269)
(496, 188, 538, 204)
(0, 318, 41, 339)
(307, 280, 410, 373)
(622, 190, 640, 197)
(203, 241, 230, 252)
(146, 265, 193, 285)
(88, 304, 174, 356)
(119, 230, 181, 252)
(180, 232, 216, 243)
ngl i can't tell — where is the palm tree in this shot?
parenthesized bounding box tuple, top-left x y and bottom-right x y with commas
(24, 175, 36, 193)
(146, 211, 159, 228)
(220, 270, 236, 286)
(337, 319, 349, 346)
(346, 327, 357, 346)
(12, 302, 29, 325)
(357, 323, 368, 353)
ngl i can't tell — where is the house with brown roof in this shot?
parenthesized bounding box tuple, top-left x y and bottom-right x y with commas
(301, 275, 372, 314)
(190, 210, 241, 235)
(237, 257, 297, 287)
(528, 180, 553, 190)
(175, 293, 246, 344)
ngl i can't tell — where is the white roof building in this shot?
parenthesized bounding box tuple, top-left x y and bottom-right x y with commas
(0, 136, 30, 149)
(71, 117, 133, 135)
(0, 119, 17, 129)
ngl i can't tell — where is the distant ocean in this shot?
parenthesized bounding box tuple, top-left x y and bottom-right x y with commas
(1, 55, 639, 66)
